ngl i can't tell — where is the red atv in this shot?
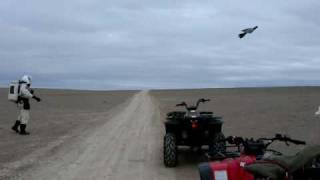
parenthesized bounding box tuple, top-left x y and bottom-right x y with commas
(198, 134, 320, 180)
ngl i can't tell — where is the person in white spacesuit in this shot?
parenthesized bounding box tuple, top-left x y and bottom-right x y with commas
(315, 106, 320, 116)
(11, 75, 41, 135)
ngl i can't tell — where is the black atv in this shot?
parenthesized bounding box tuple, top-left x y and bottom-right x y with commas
(163, 98, 226, 167)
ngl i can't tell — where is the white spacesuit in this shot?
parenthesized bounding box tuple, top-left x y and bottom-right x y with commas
(315, 106, 320, 116)
(11, 75, 41, 135)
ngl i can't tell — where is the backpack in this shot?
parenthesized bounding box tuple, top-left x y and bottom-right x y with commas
(8, 81, 21, 103)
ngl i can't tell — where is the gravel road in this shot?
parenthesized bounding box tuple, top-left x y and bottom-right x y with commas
(6, 91, 199, 180)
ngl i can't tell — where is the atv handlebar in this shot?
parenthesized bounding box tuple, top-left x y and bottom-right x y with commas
(287, 139, 306, 145)
(176, 98, 211, 110)
(211, 134, 306, 159)
(259, 134, 306, 146)
(196, 98, 210, 107)
(223, 134, 306, 147)
(176, 102, 187, 107)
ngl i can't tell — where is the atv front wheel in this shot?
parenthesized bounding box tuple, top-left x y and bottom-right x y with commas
(164, 133, 178, 167)
(209, 132, 226, 155)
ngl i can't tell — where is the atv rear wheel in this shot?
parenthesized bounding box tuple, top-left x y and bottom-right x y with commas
(164, 133, 178, 167)
(209, 132, 226, 155)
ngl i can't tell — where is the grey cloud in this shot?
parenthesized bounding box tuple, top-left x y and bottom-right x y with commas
(0, 0, 320, 90)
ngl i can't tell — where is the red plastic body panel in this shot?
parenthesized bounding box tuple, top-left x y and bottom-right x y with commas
(209, 155, 256, 180)
(209, 161, 230, 180)
(237, 155, 255, 180)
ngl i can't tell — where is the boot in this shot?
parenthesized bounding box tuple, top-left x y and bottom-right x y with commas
(11, 120, 21, 133)
(19, 124, 30, 135)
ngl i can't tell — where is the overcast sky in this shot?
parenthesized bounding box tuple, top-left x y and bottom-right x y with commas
(0, 0, 319, 90)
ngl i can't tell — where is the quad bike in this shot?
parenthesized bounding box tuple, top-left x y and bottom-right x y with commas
(163, 98, 225, 167)
(198, 134, 320, 180)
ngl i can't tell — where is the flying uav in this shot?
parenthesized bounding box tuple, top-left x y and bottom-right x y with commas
(238, 26, 258, 38)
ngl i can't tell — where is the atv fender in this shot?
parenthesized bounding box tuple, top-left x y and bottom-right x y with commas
(165, 121, 179, 134)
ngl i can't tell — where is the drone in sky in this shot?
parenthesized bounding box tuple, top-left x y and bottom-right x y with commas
(238, 26, 258, 38)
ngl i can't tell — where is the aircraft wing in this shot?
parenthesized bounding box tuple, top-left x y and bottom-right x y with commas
(241, 28, 249, 32)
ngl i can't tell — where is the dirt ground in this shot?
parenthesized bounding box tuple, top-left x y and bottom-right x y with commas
(0, 88, 137, 179)
(151, 87, 320, 151)
(0, 87, 319, 180)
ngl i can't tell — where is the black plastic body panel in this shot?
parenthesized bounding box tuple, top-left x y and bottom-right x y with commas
(165, 111, 223, 146)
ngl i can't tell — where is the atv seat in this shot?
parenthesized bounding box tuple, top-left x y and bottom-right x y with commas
(167, 111, 186, 119)
(244, 145, 320, 179)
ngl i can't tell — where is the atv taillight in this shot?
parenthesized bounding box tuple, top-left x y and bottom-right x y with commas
(192, 122, 198, 129)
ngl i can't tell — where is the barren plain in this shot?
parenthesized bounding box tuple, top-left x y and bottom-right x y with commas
(0, 87, 319, 180)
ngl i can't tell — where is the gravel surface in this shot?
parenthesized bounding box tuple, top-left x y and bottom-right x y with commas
(0, 87, 319, 180)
